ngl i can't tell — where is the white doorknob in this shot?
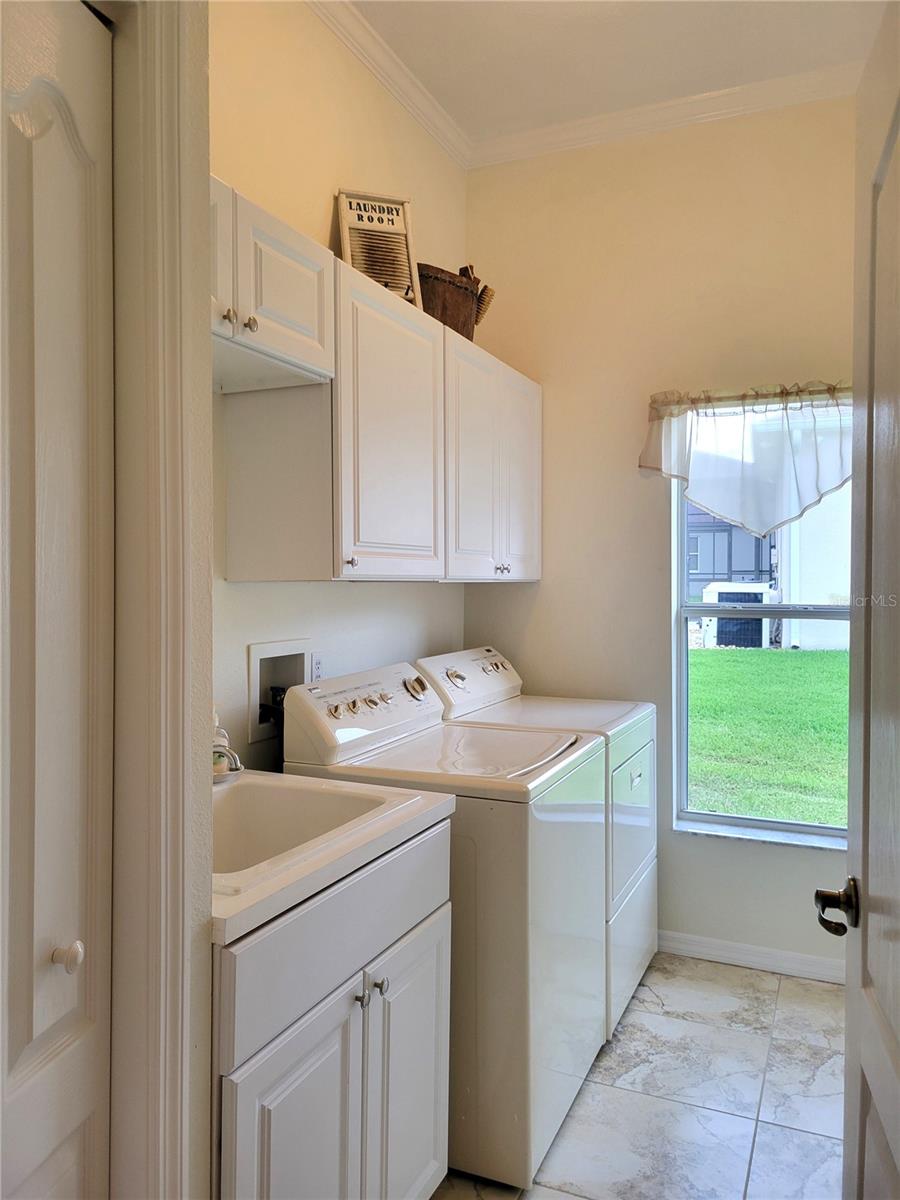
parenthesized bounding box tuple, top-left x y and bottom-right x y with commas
(51, 939, 85, 975)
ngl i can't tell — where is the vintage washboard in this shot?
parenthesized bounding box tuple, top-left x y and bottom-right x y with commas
(337, 189, 423, 307)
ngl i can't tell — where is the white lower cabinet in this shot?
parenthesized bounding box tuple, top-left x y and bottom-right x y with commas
(218, 899, 451, 1200)
(222, 975, 365, 1200)
(363, 906, 451, 1200)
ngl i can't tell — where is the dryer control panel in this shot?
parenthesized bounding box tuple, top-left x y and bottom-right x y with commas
(416, 647, 523, 719)
(284, 662, 444, 766)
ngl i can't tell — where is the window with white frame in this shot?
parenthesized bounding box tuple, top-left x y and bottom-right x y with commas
(676, 484, 850, 833)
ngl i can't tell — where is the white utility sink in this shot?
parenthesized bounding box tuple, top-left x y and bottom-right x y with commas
(212, 770, 455, 944)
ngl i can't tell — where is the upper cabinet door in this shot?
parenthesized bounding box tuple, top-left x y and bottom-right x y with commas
(363, 905, 451, 1200)
(335, 262, 445, 579)
(234, 192, 334, 377)
(501, 366, 542, 581)
(221, 974, 364, 1200)
(445, 330, 502, 580)
(210, 175, 236, 338)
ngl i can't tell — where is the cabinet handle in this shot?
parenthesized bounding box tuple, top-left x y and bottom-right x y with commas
(51, 939, 86, 975)
(631, 770, 643, 790)
(344, 556, 359, 568)
(354, 988, 371, 1009)
(243, 314, 259, 333)
(373, 977, 390, 995)
(222, 307, 237, 325)
(494, 564, 503, 573)
(503, 564, 512, 574)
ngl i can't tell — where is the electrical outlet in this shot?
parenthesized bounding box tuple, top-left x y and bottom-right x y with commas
(310, 651, 324, 682)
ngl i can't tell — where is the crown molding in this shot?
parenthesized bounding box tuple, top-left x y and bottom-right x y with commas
(309, 4, 863, 171)
(308, 0, 473, 168)
(469, 60, 865, 167)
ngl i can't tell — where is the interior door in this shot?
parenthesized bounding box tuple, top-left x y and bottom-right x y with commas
(234, 190, 334, 373)
(501, 367, 542, 581)
(445, 329, 502, 580)
(363, 905, 450, 1200)
(843, 74, 900, 1199)
(335, 261, 445, 579)
(221, 975, 364, 1200)
(1, 3, 114, 1195)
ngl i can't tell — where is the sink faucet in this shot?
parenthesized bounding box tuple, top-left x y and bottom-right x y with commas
(213, 709, 243, 779)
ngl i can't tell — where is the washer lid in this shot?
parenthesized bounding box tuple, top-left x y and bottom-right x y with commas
(348, 722, 604, 802)
(457, 695, 655, 740)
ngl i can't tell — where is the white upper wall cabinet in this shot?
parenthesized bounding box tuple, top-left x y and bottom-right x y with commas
(211, 177, 334, 392)
(211, 175, 236, 339)
(335, 261, 445, 579)
(445, 332, 503, 579)
(501, 366, 542, 580)
(235, 193, 334, 373)
(445, 329, 542, 581)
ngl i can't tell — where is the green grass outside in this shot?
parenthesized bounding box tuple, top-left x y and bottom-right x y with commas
(688, 648, 849, 827)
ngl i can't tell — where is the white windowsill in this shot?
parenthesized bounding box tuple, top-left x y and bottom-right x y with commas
(674, 816, 847, 851)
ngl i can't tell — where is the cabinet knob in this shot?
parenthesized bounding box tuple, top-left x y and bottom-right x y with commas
(373, 977, 390, 995)
(344, 556, 359, 568)
(354, 989, 371, 1009)
(51, 939, 86, 975)
(503, 564, 512, 574)
(243, 314, 259, 333)
(494, 564, 503, 573)
(222, 307, 237, 325)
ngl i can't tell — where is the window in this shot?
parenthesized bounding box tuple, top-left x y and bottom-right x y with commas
(676, 485, 850, 834)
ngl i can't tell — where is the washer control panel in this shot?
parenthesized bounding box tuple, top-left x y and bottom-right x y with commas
(416, 647, 523, 719)
(283, 663, 442, 766)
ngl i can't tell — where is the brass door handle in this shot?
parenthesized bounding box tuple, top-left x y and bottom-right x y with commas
(814, 876, 860, 937)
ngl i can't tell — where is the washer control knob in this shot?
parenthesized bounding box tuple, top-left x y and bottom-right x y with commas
(379, 691, 393, 704)
(364, 695, 379, 708)
(403, 676, 427, 701)
(491, 661, 502, 672)
(347, 698, 361, 715)
(482, 664, 493, 674)
(327, 703, 344, 719)
(446, 668, 467, 688)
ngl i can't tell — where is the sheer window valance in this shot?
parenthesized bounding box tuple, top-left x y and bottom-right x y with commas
(638, 382, 852, 537)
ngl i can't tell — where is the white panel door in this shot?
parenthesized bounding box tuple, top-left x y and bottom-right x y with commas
(445, 330, 502, 580)
(843, 67, 900, 1198)
(235, 191, 335, 375)
(501, 366, 542, 581)
(221, 974, 365, 1200)
(335, 261, 445, 579)
(363, 905, 450, 1200)
(1, 3, 114, 1195)
(210, 175, 236, 338)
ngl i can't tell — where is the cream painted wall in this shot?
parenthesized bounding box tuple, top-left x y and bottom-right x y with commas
(209, 1, 466, 769)
(209, 1, 465, 265)
(464, 97, 855, 963)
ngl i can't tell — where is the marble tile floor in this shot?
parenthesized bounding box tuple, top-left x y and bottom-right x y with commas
(435, 953, 845, 1200)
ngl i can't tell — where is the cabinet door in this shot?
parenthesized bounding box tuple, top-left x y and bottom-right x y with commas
(501, 367, 542, 580)
(235, 192, 335, 376)
(221, 975, 364, 1200)
(335, 262, 445, 578)
(363, 904, 451, 1200)
(211, 175, 235, 337)
(445, 330, 502, 580)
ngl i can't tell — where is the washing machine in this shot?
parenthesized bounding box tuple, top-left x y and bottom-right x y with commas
(282, 662, 606, 1189)
(416, 646, 657, 1037)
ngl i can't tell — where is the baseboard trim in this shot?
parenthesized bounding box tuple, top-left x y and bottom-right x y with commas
(658, 930, 845, 984)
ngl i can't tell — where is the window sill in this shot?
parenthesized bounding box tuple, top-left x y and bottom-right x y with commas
(673, 816, 847, 851)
